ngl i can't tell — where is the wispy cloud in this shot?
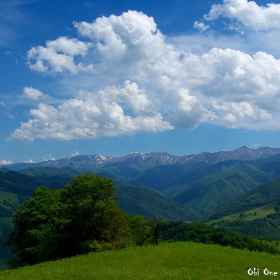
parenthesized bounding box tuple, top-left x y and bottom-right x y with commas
(0, 0, 38, 46)
(43, 154, 55, 161)
(194, 21, 210, 32)
(23, 159, 34, 163)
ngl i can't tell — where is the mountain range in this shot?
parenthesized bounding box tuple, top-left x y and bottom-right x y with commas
(2, 146, 280, 267)
(5, 146, 280, 171)
(3, 146, 280, 218)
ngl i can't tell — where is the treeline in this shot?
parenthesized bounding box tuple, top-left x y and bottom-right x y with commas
(160, 221, 279, 254)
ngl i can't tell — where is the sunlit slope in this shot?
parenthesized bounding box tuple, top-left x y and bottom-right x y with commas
(1, 242, 279, 280)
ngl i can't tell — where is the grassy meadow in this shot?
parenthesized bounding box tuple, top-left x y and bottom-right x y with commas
(1, 241, 279, 280)
(207, 203, 278, 225)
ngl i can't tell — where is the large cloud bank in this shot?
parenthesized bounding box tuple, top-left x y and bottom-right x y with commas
(12, 4, 280, 141)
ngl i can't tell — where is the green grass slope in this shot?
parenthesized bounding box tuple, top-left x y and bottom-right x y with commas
(1, 242, 279, 279)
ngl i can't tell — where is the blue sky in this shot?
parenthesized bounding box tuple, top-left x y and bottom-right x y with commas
(1, 0, 280, 164)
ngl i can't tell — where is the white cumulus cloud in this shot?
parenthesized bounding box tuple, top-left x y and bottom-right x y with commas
(74, 11, 161, 64)
(11, 9, 280, 140)
(12, 80, 172, 141)
(21, 87, 50, 100)
(27, 37, 93, 73)
(212, 100, 271, 129)
(204, 0, 280, 31)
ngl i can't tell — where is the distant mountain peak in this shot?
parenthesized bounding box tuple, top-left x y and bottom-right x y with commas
(3, 146, 280, 171)
(238, 146, 250, 149)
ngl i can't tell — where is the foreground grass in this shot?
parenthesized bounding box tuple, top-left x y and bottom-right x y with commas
(1, 242, 280, 280)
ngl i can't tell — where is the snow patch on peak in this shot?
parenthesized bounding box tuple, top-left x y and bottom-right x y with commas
(99, 155, 107, 161)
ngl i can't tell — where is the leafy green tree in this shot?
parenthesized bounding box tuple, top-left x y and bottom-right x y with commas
(125, 215, 151, 246)
(58, 174, 126, 255)
(6, 174, 127, 268)
(5, 187, 66, 267)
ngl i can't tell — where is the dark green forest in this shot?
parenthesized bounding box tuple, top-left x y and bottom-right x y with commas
(160, 221, 278, 254)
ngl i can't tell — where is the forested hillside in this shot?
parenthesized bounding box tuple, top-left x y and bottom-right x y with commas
(204, 178, 280, 239)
